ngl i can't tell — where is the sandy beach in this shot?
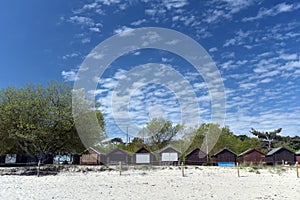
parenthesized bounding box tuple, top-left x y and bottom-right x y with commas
(0, 166, 299, 200)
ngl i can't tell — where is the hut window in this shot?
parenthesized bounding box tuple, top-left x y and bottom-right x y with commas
(136, 153, 150, 163)
(162, 153, 178, 162)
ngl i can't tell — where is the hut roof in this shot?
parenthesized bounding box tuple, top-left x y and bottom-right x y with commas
(296, 150, 300, 155)
(107, 148, 131, 155)
(82, 147, 105, 155)
(266, 147, 293, 156)
(238, 148, 265, 157)
(135, 146, 151, 154)
(157, 145, 181, 154)
(212, 147, 237, 157)
(185, 148, 206, 157)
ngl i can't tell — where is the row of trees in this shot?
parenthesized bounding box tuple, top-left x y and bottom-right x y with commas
(105, 120, 300, 156)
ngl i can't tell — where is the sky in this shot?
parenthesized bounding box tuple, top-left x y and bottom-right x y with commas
(1, 0, 300, 140)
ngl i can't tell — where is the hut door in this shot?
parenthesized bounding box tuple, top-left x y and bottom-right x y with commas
(136, 153, 150, 163)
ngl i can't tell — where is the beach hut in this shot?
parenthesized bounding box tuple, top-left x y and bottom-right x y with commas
(106, 148, 131, 165)
(25, 154, 53, 165)
(212, 147, 237, 166)
(296, 150, 300, 163)
(266, 147, 295, 165)
(4, 154, 27, 164)
(237, 148, 265, 165)
(71, 154, 81, 164)
(0, 155, 5, 164)
(134, 147, 156, 165)
(53, 154, 72, 164)
(158, 145, 181, 165)
(80, 147, 106, 165)
(184, 148, 208, 165)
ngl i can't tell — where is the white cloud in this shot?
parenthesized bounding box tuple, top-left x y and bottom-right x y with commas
(131, 19, 147, 26)
(87, 51, 104, 59)
(260, 78, 272, 83)
(68, 16, 95, 26)
(145, 9, 157, 16)
(279, 53, 298, 61)
(209, 47, 218, 52)
(89, 27, 101, 32)
(114, 26, 135, 36)
(165, 39, 180, 45)
(133, 51, 141, 56)
(62, 53, 80, 60)
(162, 0, 189, 10)
(81, 37, 91, 44)
(161, 57, 174, 63)
(73, 2, 101, 14)
(243, 2, 300, 22)
(98, 0, 121, 6)
(204, 0, 255, 24)
(223, 29, 252, 47)
(61, 70, 78, 82)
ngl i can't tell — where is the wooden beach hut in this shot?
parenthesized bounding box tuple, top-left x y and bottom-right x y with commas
(71, 154, 81, 164)
(266, 147, 295, 165)
(158, 145, 181, 166)
(296, 150, 300, 163)
(134, 147, 156, 165)
(0, 155, 5, 164)
(106, 148, 131, 165)
(237, 148, 265, 165)
(5, 154, 28, 164)
(80, 147, 106, 165)
(184, 148, 208, 165)
(212, 147, 237, 166)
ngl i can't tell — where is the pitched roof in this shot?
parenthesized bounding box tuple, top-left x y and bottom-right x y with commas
(82, 147, 105, 155)
(266, 147, 293, 156)
(238, 148, 265, 157)
(107, 148, 131, 156)
(157, 145, 181, 154)
(212, 147, 237, 157)
(185, 147, 207, 157)
(296, 150, 300, 155)
(135, 146, 151, 154)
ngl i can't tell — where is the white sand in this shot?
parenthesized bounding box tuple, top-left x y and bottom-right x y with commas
(0, 166, 299, 200)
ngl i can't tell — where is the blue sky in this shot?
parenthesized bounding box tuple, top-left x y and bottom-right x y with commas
(1, 0, 300, 139)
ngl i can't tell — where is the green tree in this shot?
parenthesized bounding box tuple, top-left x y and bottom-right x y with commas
(124, 137, 144, 153)
(0, 82, 105, 163)
(250, 128, 282, 151)
(72, 88, 106, 149)
(139, 117, 183, 151)
(110, 137, 124, 145)
(181, 123, 209, 156)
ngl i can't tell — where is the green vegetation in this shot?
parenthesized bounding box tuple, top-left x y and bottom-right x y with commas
(0, 82, 105, 163)
(138, 117, 184, 151)
(104, 122, 299, 156)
